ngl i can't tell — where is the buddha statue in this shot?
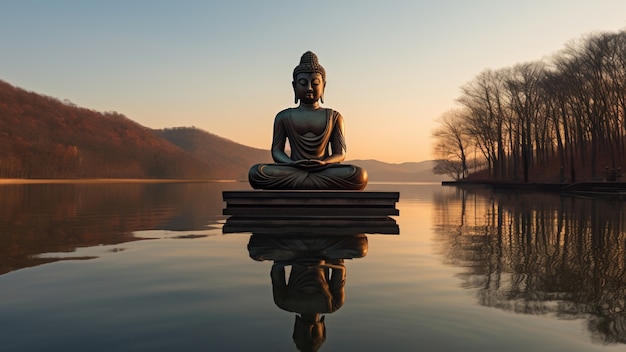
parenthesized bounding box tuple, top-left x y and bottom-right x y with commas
(248, 51, 368, 190)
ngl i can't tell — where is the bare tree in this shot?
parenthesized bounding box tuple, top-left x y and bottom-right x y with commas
(432, 108, 471, 179)
(458, 69, 509, 179)
(504, 61, 547, 182)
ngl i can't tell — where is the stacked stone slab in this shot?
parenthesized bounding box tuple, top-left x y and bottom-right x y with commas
(223, 191, 399, 217)
(222, 191, 400, 235)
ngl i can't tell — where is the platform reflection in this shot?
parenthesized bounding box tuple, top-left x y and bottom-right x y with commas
(224, 212, 398, 351)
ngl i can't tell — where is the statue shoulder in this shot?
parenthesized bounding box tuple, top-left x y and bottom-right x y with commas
(326, 108, 344, 123)
(274, 108, 292, 121)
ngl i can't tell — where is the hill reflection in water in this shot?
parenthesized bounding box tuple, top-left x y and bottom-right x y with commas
(0, 182, 235, 274)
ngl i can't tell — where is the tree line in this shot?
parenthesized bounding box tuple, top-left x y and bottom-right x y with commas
(432, 29, 626, 182)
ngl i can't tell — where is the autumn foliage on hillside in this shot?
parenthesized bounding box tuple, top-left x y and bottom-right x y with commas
(0, 79, 270, 179)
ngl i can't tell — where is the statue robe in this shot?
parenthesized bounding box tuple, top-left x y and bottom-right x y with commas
(248, 108, 367, 190)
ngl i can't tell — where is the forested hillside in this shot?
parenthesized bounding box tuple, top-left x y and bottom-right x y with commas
(0, 79, 269, 179)
(0, 79, 445, 182)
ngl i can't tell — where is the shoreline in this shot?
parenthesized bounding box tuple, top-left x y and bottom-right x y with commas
(0, 178, 242, 185)
(442, 180, 626, 196)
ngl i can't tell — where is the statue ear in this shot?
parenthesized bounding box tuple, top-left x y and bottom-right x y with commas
(292, 81, 298, 104)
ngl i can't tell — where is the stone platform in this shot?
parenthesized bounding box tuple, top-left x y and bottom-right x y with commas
(222, 216, 399, 235)
(222, 190, 400, 235)
(222, 190, 399, 218)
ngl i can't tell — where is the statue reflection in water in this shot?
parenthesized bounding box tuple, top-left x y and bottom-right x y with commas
(248, 234, 368, 351)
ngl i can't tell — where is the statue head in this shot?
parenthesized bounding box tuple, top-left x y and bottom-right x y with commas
(292, 51, 326, 105)
(293, 314, 326, 352)
(293, 51, 326, 82)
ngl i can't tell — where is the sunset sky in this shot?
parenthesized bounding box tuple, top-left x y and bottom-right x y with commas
(2, 1, 626, 163)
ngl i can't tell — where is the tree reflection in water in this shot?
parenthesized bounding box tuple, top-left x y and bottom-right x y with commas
(433, 186, 626, 345)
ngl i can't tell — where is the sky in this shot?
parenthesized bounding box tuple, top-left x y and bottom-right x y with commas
(1, 1, 626, 164)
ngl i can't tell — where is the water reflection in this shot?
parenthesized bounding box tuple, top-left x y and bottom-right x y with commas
(225, 215, 397, 351)
(250, 235, 366, 351)
(0, 182, 235, 275)
(434, 186, 626, 346)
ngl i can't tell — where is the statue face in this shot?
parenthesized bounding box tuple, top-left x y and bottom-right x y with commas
(293, 72, 325, 105)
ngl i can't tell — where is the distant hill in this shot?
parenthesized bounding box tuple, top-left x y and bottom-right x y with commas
(349, 159, 451, 182)
(154, 127, 271, 180)
(0, 78, 444, 181)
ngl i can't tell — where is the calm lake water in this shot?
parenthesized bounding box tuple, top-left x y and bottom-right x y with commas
(1, 181, 625, 351)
